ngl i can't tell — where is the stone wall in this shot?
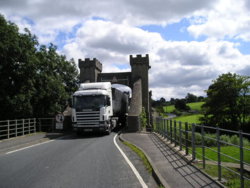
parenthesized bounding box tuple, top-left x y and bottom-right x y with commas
(130, 54, 151, 128)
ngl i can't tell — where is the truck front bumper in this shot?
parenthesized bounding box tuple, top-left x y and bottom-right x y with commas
(72, 122, 110, 133)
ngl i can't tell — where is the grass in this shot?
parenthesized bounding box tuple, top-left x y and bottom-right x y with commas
(196, 163, 250, 188)
(195, 146, 250, 163)
(187, 102, 204, 111)
(122, 141, 153, 174)
(163, 105, 175, 113)
(163, 102, 204, 113)
(173, 114, 203, 124)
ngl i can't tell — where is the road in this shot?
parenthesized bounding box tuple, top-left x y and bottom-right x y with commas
(0, 133, 145, 188)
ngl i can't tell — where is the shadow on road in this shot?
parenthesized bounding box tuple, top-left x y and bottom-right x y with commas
(149, 134, 222, 188)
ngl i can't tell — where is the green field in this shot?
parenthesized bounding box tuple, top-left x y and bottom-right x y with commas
(196, 163, 250, 188)
(173, 114, 203, 124)
(187, 102, 204, 111)
(163, 105, 175, 113)
(163, 102, 204, 113)
(196, 146, 250, 163)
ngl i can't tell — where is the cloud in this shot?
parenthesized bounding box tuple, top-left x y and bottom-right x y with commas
(1, 0, 249, 100)
(62, 20, 162, 71)
(0, 0, 219, 43)
(187, 0, 250, 42)
(62, 20, 250, 100)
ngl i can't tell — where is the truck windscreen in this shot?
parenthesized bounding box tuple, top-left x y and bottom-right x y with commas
(73, 95, 107, 111)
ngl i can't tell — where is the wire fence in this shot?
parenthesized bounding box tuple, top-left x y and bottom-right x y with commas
(0, 118, 56, 140)
(153, 117, 250, 188)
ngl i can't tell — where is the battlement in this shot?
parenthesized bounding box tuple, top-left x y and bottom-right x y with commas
(78, 58, 102, 72)
(130, 54, 150, 68)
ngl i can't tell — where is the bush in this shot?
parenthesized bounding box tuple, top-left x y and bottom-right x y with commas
(140, 107, 147, 128)
(230, 135, 239, 145)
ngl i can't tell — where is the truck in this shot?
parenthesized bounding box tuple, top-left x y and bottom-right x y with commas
(71, 82, 131, 134)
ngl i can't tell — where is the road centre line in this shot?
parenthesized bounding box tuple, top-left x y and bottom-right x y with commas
(113, 134, 148, 188)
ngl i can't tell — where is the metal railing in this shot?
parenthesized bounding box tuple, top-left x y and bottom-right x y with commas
(0, 118, 36, 140)
(0, 117, 57, 140)
(154, 117, 250, 188)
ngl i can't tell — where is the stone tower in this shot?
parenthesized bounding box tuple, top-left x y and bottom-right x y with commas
(130, 54, 151, 125)
(78, 58, 102, 83)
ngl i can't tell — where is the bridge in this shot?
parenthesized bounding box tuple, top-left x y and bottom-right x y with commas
(0, 54, 248, 188)
(78, 54, 151, 131)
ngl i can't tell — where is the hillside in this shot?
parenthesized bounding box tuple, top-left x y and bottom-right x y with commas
(164, 102, 204, 113)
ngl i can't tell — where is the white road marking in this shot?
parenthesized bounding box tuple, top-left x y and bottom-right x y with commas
(113, 134, 148, 188)
(6, 140, 54, 154)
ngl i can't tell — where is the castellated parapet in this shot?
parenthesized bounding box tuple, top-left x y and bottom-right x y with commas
(130, 54, 151, 69)
(78, 58, 102, 83)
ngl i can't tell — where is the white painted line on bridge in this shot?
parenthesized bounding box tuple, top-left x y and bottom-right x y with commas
(5, 134, 72, 155)
(6, 140, 54, 154)
(113, 134, 148, 188)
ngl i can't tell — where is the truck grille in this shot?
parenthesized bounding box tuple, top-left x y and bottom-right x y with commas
(76, 111, 100, 127)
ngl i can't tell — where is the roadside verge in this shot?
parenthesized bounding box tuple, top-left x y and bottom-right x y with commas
(119, 133, 169, 188)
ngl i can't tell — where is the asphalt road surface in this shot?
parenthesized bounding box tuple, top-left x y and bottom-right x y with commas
(0, 133, 145, 188)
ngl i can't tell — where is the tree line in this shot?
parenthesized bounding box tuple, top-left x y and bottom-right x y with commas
(0, 15, 79, 120)
(152, 73, 250, 132)
(152, 93, 204, 111)
(201, 73, 250, 132)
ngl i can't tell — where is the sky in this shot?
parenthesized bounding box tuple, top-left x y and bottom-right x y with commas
(0, 0, 250, 100)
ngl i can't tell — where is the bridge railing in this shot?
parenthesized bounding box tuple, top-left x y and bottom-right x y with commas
(0, 117, 57, 140)
(153, 117, 250, 188)
(0, 118, 36, 140)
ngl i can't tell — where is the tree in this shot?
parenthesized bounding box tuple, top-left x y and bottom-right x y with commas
(174, 99, 190, 111)
(0, 15, 39, 119)
(201, 73, 250, 131)
(159, 97, 166, 105)
(185, 93, 198, 103)
(0, 15, 79, 120)
(170, 98, 176, 105)
(33, 44, 79, 117)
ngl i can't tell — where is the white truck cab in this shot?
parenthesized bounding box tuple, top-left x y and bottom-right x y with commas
(72, 82, 113, 134)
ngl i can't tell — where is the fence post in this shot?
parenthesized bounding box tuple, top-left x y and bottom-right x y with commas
(170, 120, 173, 144)
(15, 120, 17, 137)
(216, 127, 221, 181)
(239, 130, 244, 188)
(34, 118, 36, 133)
(201, 124, 205, 169)
(191, 123, 196, 160)
(166, 119, 169, 139)
(179, 121, 182, 151)
(39, 119, 41, 132)
(22, 119, 25, 135)
(28, 119, 30, 134)
(174, 120, 177, 147)
(7, 120, 10, 139)
(161, 118, 164, 137)
(185, 122, 189, 155)
(163, 119, 166, 138)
